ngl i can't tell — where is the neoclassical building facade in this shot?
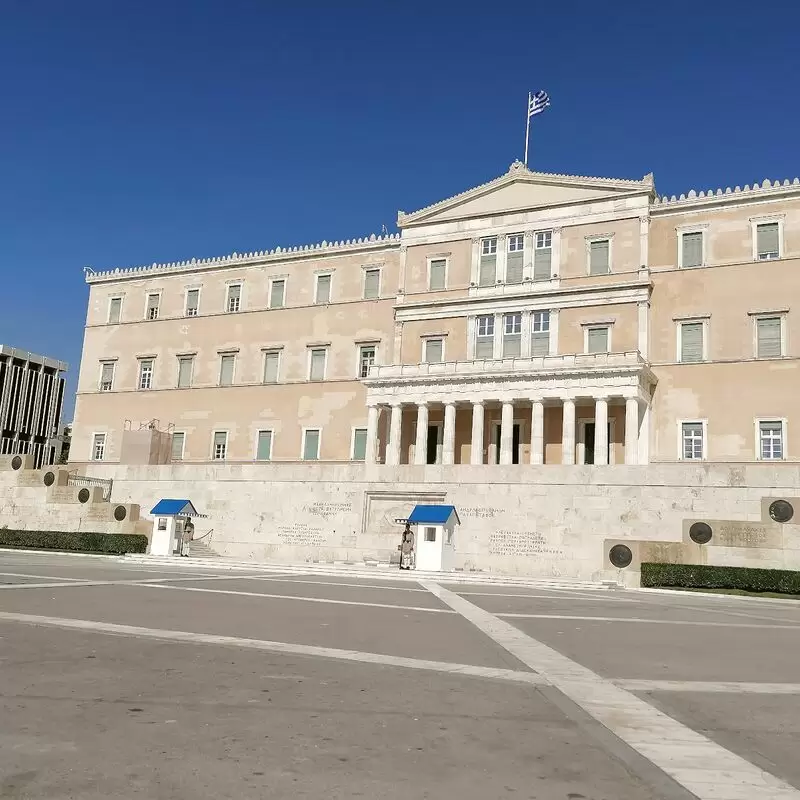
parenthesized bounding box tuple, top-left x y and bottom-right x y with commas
(72, 162, 800, 468)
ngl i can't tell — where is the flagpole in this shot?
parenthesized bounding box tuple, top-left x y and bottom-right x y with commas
(524, 91, 531, 166)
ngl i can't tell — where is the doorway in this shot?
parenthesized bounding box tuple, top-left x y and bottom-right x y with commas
(426, 423, 442, 464)
(580, 421, 613, 465)
(492, 423, 521, 464)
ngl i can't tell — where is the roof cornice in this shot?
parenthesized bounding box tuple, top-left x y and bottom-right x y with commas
(652, 177, 800, 214)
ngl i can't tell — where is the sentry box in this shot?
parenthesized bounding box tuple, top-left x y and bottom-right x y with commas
(149, 499, 205, 556)
(407, 504, 460, 572)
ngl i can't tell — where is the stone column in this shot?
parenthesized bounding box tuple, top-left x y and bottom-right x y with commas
(442, 402, 457, 465)
(365, 404, 380, 464)
(561, 399, 576, 465)
(530, 400, 544, 465)
(499, 401, 514, 465)
(594, 397, 609, 466)
(413, 403, 428, 465)
(470, 401, 484, 465)
(625, 397, 639, 465)
(386, 403, 403, 465)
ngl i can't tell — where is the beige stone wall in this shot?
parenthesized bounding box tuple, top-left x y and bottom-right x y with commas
(397, 318, 469, 363)
(559, 302, 639, 354)
(560, 218, 641, 279)
(403, 239, 472, 297)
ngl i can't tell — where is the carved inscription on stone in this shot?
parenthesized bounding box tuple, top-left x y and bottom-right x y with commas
(302, 501, 353, 520)
(276, 523, 326, 547)
(715, 521, 780, 549)
(460, 507, 503, 519)
(489, 530, 564, 557)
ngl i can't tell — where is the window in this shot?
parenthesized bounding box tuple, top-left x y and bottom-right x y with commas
(478, 237, 497, 286)
(502, 313, 522, 357)
(302, 429, 321, 460)
(681, 422, 705, 460)
(177, 356, 194, 388)
(91, 433, 106, 461)
(219, 354, 236, 386)
(171, 432, 185, 461)
(588, 239, 610, 275)
(255, 430, 273, 461)
(586, 326, 609, 354)
(138, 359, 154, 390)
(263, 350, 281, 383)
(108, 297, 122, 324)
(358, 345, 376, 378)
(679, 321, 705, 363)
(351, 428, 367, 461)
(185, 289, 200, 317)
(506, 234, 524, 284)
(99, 362, 115, 392)
(475, 315, 495, 359)
(531, 311, 550, 357)
(309, 348, 327, 381)
(363, 268, 380, 300)
(315, 274, 332, 304)
(756, 316, 783, 358)
(226, 284, 241, 313)
(424, 338, 444, 364)
(756, 222, 780, 260)
(758, 420, 785, 460)
(146, 293, 160, 320)
(212, 431, 228, 460)
(534, 231, 552, 281)
(424, 527, 436, 542)
(680, 231, 704, 268)
(429, 258, 447, 291)
(269, 279, 286, 309)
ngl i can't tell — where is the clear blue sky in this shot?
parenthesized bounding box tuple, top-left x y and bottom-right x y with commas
(1, 1, 798, 419)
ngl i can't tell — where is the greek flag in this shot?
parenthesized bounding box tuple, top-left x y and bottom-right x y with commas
(528, 90, 550, 118)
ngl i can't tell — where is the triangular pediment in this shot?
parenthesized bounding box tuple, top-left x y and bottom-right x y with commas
(398, 162, 654, 227)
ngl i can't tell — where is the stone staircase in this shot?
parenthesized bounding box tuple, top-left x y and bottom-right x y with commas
(187, 539, 218, 559)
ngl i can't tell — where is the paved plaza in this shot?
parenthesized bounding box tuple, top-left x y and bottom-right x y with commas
(2, 553, 800, 799)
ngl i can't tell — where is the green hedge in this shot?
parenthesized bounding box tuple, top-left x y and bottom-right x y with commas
(641, 562, 800, 595)
(0, 529, 148, 555)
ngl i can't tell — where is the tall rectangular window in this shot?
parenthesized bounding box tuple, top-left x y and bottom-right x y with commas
(475, 315, 495, 359)
(586, 326, 609, 354)
(429, 258, 447, 291)
(363, 268, 380, 299)
(756, 222, 780, 260)
(185, 289, 199, 317)
(502, 312, 522, 357)
(226, 284, 242, 313)
(146, 294, 160, 320)
(679, 322, 704, 363)
(303, 429, 321, 461)
(270, 279, 286, 309)
(681, 422, 704, 460)
(589, 239, 610, 275)
(506, 234, 524, 284)
(219, 354, 236, 386)
(534, 231, 552, 281)
(351, 428, 367, 461)
(255, 430, 273, 461)
(531, 311, 551, 357)
(171, 432, 185, 461)
(99, 362, 115, 392)
(108, 297, 122, 324)
(92, 433, 106, 461)
(424, 338, 444, 364)
(681, 232, 703, 268)
(138, 359, 154, 390)
(212, 431, 228, 460)
(315, 274, 332, 304)
(358, 345, 376, 378)
(309, 348, 327, 381)
(478, 237, 497, 286)
(759, 420, 784, 460)
(263, 350, 280, 383)
(756, 316, 783, 358)
(177, 356, 194, 388)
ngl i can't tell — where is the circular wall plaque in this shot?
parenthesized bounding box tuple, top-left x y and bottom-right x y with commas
(10, 455, 22, 470)
(769, 500, 794, 524)
(609, 544, 633, 569)
(113, 505, 127, 522)
(78, 488, 91, 504)
(43, 471, 56, 487)
(689, 522, 713, 544)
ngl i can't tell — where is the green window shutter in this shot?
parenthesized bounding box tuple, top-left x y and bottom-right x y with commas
(352, 429, 367, 461)
(478, 254, 496, 286)
(680, 323, 704, 362)
(219, 355, 235, 385)
(682, 232, 703, 267)
(533, 247, 551, 280)
(171, 433, 185, 461)
(109, 298, 122, 323)
(309, 349, 326, 381)
(177, 357, 193, 388)
(506, 251, 523, 284)
(587, 327, 609, 353)
(425, 339, 443, 363)
(270, 280, 285, 308)
(303, 430, 320, 460)
(429, 260, 446, 290)
(263, 352, 280, 383)
(364, 269, 380, 299)
(316, 275, 331, 304)
(531, 332, 549, 356)
(757, 317, 782, 357)
(757, 223, 779, 258)
(475, 338, 494, 359)
(256, 431, 272, 461)
(589, 240, 610, 275)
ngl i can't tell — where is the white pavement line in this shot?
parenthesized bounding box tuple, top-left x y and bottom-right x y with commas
(143, 573, 298, 584)
(497, 613, 800, 630)
(617, 680, 800, 695)
(0, 577, 243, 591)
(459, 590, 634, 603)
(422, 581, 800, 800)
(0, 611, 545, 687)
(0, 571, 87, 582)
(138, 583, 455, 614)
(240, 576, 429, 593)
